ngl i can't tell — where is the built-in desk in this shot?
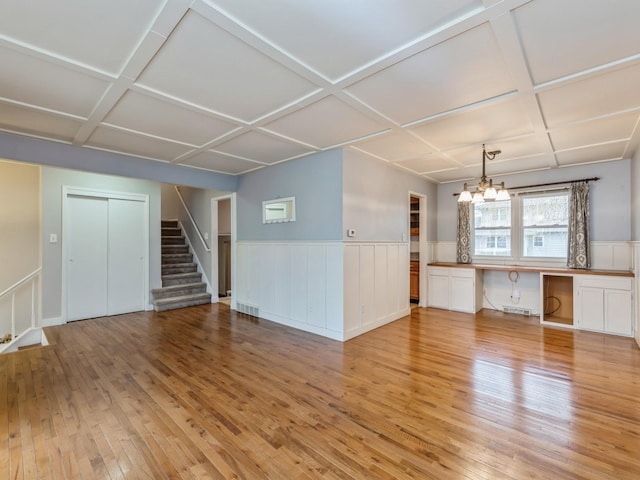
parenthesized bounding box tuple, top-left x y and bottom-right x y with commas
(427, 262, 635, 337)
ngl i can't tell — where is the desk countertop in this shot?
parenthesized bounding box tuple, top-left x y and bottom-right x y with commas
(427, 262, 634, 277)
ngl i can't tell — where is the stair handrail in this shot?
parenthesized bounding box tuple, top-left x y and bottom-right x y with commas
(0, 267, 41, 341)
(174, 186, 211, 252)
(0, 268, 41, 299)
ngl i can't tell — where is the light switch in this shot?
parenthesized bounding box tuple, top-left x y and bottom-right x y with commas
(204, 232, 209, 240)
(49, 233, 58, 244)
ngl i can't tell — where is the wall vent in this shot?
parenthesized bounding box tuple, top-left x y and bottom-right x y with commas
(236, 302, 259, 317)
(503, 306, 532, 316)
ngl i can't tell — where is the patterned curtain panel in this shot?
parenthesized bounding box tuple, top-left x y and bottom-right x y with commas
(456, 202, 471, 264)
(567, 182, 590, 269)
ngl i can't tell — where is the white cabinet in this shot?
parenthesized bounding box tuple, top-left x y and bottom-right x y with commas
(575, 276, 633, 336)
(427, 266, 482, 313)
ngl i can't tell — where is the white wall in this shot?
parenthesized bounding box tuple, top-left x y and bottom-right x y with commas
(343, 149, 437, 242)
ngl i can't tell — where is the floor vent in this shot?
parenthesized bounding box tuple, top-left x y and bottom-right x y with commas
(236, 302, 259, 317)
(503, 306, 532, 316)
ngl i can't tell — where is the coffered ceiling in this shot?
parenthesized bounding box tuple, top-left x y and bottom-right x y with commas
(1, 0, 639, 183)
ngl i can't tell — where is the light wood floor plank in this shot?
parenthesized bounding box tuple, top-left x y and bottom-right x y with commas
(1, 304, 639, 479)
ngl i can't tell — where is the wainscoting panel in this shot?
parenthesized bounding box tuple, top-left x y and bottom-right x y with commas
(236, 242, 344, 340)
(236, 241, 410, 341)
(343, 242, 411, 341)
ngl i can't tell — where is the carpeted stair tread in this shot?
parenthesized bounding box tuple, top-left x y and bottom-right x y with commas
(161, 253, 193, 264)
(151, 282, 207, 299)
(153, 292, 211, 311)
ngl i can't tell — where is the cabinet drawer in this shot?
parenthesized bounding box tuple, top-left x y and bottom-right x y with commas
(450, 268, 475, 279)
(576, 275, 632, 291)
(410, 261, 419, 272)
(428, 266, 449, 276)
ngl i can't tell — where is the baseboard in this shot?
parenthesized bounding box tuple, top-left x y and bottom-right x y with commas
(343, 308, 411, 341)
(40, 316, 64, 327)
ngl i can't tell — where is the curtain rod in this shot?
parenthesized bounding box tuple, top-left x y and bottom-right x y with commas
(452, 177, 599, 196)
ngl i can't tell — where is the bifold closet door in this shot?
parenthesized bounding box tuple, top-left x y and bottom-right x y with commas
(67, 195, 109, 321)
(67, 195, 146, 322)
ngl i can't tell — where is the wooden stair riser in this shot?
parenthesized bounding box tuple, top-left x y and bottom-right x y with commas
(161, 220, 178, 228)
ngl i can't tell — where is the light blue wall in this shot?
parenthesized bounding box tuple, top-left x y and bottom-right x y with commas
(0, 131, 238, 192)
(236, 149, 343, 241)
(343, 150, 437, 242)
(437, 160, 631, 242)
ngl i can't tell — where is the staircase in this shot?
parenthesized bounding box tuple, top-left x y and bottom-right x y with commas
(151, 220, 211, 312)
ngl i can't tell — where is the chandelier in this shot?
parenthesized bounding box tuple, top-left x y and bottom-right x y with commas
(458, 144, 510, 203)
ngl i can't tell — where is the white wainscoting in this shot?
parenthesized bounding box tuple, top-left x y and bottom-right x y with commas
(236, 242, 344, 340)
(235, 241, 411, 341)
(343, 243, 411, 340)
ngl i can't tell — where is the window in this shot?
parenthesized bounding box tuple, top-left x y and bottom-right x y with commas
(472, 190, 569, 261)
(473, 200, 511, 256)
(521, 192, 568, 258)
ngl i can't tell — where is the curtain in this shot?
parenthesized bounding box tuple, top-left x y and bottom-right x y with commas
(456, 202, 471, 264)
(567, 182, 590, 269)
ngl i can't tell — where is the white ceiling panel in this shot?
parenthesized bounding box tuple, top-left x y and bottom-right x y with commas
(556, 142, 627, 167)
(263, 96, 388, 148)
(447, 135, 544, 167)
(410, 98, 534, 149)
(87, 127, 192, 162)
(482, 154, 551, 176)
(104, 91, 240, 146)
(549, 113, 639, 151)
(205, 0, 483, 81)
(0, 46, 109, 117)
(351, 133, 432, 161)
(137, 11, 318, 122)
(0, 103, 81, 142)
(514, 0, 640, 84)
(428, 166, 482, 183)
(214, 131, 315, 164)
(0, 1, 638, 180)
(346, 23, 516, 125)
(0, 0, 165, 75)
(538, 64, 640, 128)
(395, 154, 460, 174)
(180, 151, 264, 175)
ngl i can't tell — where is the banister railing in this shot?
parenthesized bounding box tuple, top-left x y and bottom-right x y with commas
(0, 268, 41, 343)
(174, 186, 211, 252)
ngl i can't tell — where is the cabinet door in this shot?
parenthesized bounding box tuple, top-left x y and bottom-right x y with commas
(428, 274, 449, 309)
(410, 271, 419, 300)
(577, 286, 604, 331)
(605, 290, 633, 336)
(450, 276, 475, 313)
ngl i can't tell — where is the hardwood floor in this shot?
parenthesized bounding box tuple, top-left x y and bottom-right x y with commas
(1, 305, 639, 479)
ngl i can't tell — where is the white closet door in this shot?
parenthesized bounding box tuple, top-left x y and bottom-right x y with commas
(67, 196, 108, 321)
(107, 198, 145, 316)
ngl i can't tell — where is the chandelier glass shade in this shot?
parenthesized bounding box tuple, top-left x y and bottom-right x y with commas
(458, 144, 510, 203)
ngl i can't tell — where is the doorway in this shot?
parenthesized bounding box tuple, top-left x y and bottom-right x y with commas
(211, 194, 235, 307)
(408, 192, 427, 308)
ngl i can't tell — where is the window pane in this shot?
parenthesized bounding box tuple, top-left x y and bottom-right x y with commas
(473, 200, 511, 256)
(523, 227, 567, 257)
(522, 195, 568, 227)
(474, 200, 511, 228)
(475, 228, 511, 256)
